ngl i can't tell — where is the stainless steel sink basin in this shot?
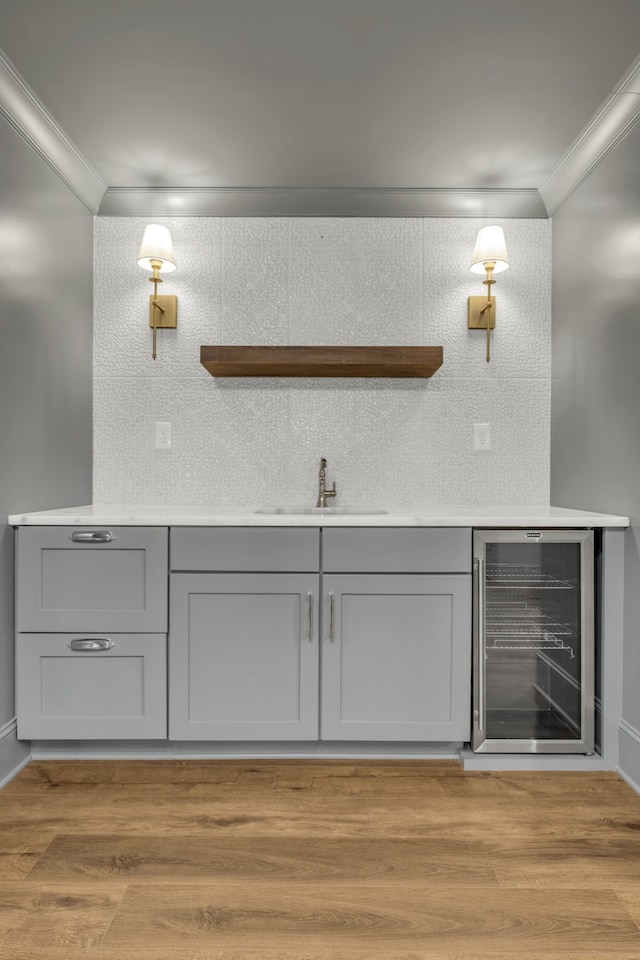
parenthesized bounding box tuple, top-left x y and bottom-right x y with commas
(255, 506, 388, 515)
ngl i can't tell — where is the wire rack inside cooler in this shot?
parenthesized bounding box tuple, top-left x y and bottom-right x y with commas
(485, 602, 576, 656)
(485, 564, 573, 590)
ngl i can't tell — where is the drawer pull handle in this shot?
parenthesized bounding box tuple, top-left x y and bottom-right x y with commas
(68, 638, 114, 652)
(70, 531, 116, 543)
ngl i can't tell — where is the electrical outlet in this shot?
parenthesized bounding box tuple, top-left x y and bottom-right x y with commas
(155, 421, 172, 450)
(474, 422, 491, 451)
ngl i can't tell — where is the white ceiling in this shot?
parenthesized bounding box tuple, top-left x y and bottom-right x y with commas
(1, 0, 640, 194)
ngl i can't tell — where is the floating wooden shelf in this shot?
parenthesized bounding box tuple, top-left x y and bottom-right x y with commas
(200, 345, 443, 378)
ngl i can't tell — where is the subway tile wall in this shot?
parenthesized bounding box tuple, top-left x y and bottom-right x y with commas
(93, 217, 551, 508)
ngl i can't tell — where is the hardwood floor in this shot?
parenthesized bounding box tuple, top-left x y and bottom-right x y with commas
(2, 759, 640, 959)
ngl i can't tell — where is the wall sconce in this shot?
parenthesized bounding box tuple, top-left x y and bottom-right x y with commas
(468, 225, 509, 362)
(136, 224, 177, 359)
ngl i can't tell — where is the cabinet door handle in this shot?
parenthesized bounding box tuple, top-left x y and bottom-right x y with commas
(307, 592, 313, 641)
(68, 638, 114, 652)
(70, 531, 116, 543)
(328, 592, 335, 641)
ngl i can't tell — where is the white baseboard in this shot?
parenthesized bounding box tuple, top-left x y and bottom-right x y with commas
(618, 719, 640, 794)
(30, 740, 461, 761)
(460, 747, 610, 772)
(0, 719, 30, 788)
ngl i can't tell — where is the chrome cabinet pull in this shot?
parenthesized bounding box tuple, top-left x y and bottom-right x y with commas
(68, 638, 114, 652)
(307, 592, 313, 641)
(328, 592, 335, 641)
(70, 530, 116, 543)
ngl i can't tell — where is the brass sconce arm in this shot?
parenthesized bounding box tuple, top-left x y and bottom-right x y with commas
(149, 260, 165, 361)
(479, 262, 496, 363)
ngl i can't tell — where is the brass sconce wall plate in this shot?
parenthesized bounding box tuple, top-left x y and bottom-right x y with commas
(149, 295, 178, 328)
(468, 295, 495, 330)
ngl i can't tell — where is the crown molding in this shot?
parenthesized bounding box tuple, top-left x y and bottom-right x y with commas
(540, 55, 640, 216)
(5, 32, 640, 222)
(0, 49, 107, 213)
(615, 51, 640, 95)
(98, 185, 547, 218)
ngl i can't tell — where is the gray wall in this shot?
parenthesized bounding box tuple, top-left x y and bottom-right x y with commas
(550, 122, 640, 734)
(0, 113, 93, 726)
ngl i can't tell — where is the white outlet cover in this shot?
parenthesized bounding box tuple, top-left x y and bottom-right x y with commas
(474, 423, 491, 450)
(155, 421, 172, 449)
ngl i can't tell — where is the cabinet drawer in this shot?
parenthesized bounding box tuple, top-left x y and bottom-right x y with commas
(16, 526, 168, 632)
(322, 528, 472, 573)
(170, 527, 319, 571)
(16, 633, 167, 740)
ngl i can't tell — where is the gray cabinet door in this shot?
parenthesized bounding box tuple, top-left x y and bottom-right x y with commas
(170, 573, 319, 740)
(321, 574, 471, 741)
(16, 527, 168, 632)
(16, 634, 167, 740)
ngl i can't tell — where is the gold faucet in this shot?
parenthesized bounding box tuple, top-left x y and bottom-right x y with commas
(316, 457, 337, 508)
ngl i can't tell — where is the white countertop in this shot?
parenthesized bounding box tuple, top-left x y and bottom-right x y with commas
(7, 503, 630, 527)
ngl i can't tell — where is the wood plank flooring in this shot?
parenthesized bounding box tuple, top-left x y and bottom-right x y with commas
(2, 759, 640, 959)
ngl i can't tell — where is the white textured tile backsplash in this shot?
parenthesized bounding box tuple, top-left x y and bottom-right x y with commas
(93, 216, 551, 507)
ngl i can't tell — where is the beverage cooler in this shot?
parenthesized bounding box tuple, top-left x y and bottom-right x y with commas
(472, 529, 595, 754)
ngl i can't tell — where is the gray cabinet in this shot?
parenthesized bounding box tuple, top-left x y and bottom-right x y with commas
(169, 573, 319, 740)
(320, 528, 472, 741)
(321, 574, 471, 741)
(15, 523, 472, 746)
(16, 633, 167, 740)
(169, 526, 471, 743)
(16, 526, 169, 740)
(169, 528, 321, 741)
(16, 526, 168, 632)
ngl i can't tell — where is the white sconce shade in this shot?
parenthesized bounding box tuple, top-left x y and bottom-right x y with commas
(137, 224, 177, 272)
(470, 225, 509, 274)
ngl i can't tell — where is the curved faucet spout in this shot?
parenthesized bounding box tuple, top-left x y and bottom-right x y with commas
(316, 457, 337, 508)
